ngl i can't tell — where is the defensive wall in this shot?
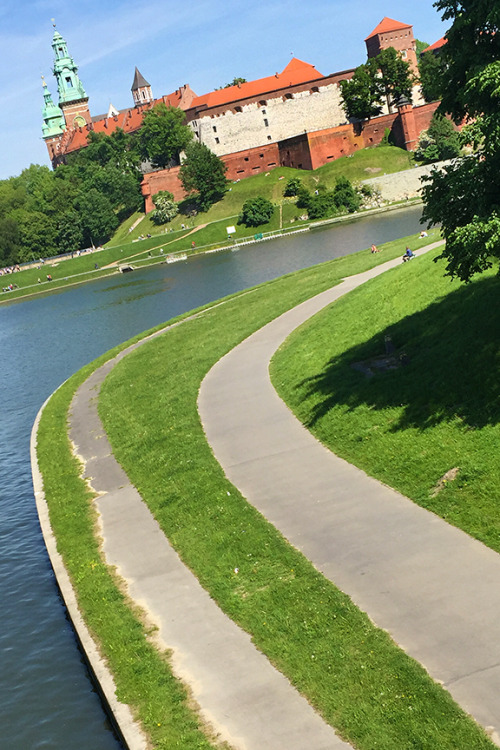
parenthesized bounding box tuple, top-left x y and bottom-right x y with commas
(141, 100, 442, 213)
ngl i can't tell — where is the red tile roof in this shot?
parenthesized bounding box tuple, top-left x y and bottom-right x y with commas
(61, 88, 194, 154)
(422, 36, 447, 53)
(365, 17, 412, 41)
(191, 58, 324, 110)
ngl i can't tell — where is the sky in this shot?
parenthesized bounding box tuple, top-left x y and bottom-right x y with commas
(0, 0, 451, 180)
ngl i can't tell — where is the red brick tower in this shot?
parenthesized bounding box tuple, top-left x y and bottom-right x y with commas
(365, 17, 418, 76)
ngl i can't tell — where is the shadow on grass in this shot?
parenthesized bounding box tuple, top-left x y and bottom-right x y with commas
(302, 274, 500, 431)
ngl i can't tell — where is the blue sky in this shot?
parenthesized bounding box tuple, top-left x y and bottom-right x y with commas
(0, 0, 450, 180)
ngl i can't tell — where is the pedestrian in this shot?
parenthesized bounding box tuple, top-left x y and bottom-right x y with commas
(371, 243, 379, 253)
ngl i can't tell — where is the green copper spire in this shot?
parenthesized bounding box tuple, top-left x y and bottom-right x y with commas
(41, 76, 66, 138)
(51, 24, 87, 104)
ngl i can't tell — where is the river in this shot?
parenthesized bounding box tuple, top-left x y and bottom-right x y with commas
(0, 205, 423, 749)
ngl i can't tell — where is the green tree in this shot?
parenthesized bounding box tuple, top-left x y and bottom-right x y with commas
(151, 191, 179, 225)
(416, 112, 460, 163)
(415, 38, 430, 56)
(418, 49, 446, 103)
(57, 211, 84, 255)
(76, 188, 118, 246)
(136, 104, 193, 169)
(224, 77, 247, 88)
(179, 142, 228, 211)
(238, 196, 274, 227)
(376, 47, 415, 109)
(0, 216, 21, 265)
(341, 48, 414, 120)
(421, 1, 500, 280)
(283, 177, 302, 197)
(11, 208, 58, 261)
(340, 59, 383, 120)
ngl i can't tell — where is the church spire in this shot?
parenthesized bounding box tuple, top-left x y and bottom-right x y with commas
(131, 67, 154, 106)
(41, 75, 66, 138)
(51, 22, 91, 128)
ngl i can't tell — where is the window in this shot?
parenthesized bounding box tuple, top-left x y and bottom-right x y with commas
(234, 106, 242, 113)
(215, 137, 220, 144)
(262, 109, 266, 114)
(267, 162, 276, 167)
(65, 76, 72, 88)
(213, 125, 217, 132)
(267, 135, 272, 141)
(264, 119, 269, 127)
(237, 169, 245, 174)
(284, 93, 293, 100)
(259, 153, 264, 158)
(244, 157, 249, 162)
(259, 100, 267, 106)
(311, 86, 319, 93)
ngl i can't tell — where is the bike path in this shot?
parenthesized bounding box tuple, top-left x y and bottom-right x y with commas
(68, 328, 350, 749)
(198, 243, 500, 744)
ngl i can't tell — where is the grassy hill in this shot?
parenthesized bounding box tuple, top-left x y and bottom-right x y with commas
(1, 146, 414, 303)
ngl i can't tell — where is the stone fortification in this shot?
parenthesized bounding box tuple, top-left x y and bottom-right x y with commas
(189, 80, 348, 158)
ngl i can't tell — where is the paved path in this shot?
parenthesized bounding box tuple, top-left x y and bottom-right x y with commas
(198, 244, 500, 744)
(69, 334, 351, 749)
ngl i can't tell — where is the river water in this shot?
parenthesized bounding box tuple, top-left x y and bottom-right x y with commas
(0, 206, 423, 749)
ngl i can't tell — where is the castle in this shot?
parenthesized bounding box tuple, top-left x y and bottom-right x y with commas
(41, 17, 440, 212)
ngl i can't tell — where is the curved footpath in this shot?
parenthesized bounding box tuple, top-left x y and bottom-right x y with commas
(33, 240, 499, 749)
(61, 326, 351, 749)
(198, 243, 500, 744)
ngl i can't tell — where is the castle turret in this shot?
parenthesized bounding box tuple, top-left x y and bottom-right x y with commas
(131, 67, 153, 106)
(365, 17, 418, 76)
(51, 24, 91, 128)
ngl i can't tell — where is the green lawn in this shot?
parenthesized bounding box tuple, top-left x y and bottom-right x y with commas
(271, 250, 500, 553)
(54, 234, 494, 749)
(1, 145, 414, 304)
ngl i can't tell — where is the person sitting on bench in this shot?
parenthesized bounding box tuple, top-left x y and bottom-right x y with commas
(403, 246, 415, 262)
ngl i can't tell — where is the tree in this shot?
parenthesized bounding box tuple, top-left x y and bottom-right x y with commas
(283, 177, 302, 197)
(179, 142, 228, 211)
(151, 191, 179, 225)
(418, 49, 446, 103)
(340, 48, 414, 120)
(136, 104, 193, 169)
(75, 188, 118, 246)
(239, 197, 274, 227)
(415, 112, 461, 163)
(340, 59, 384, 120)
(421, 1, 500, 281)
(376, 47, 414, 109)
(223, 77, 247, 88)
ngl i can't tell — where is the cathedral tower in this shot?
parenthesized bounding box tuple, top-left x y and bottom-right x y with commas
(51, 24, 91, 128)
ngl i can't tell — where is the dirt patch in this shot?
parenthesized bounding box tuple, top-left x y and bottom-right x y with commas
(364, 167, 382, 174)
(431, 467, 460, 497)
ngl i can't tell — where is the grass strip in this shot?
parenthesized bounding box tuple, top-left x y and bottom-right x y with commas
(36, 345, 228, 749)
(95, 236, 495, 749)
(271, 250, 500, 554)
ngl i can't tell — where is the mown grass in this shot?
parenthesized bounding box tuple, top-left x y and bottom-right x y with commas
(272, 250, 500, 553)
(1, 146, 413, 304)
(37, 342, 229, 750)
(90, 235, 495, 749)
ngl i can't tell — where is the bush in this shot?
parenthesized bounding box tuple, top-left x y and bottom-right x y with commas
(239, 197, 275, 227)
(415, 114, 461, 164)
(332, 176, 361, 213)
(151, 191, 179, 225)
(283, 177, 302, 197)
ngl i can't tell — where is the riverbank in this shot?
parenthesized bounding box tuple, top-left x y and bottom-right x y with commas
(0, 198, 422, 305)
(33, 232, 496, 750)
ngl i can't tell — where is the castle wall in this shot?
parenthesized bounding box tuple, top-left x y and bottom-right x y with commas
(189, 80, 348, 158)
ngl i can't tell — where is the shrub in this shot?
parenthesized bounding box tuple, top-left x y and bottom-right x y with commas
(239, 197, 275, 227)
(283, 177, 302, 197)
(151, 191, 179, 225)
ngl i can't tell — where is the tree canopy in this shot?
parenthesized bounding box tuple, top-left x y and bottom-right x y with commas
(418, 49, 446, 103)
(340, 48, 414, 120)
(179, 142, 228, 211)
(421, 0, 500, 281)
(0, 128, 143, 266)
(136, 104, 193, 169)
